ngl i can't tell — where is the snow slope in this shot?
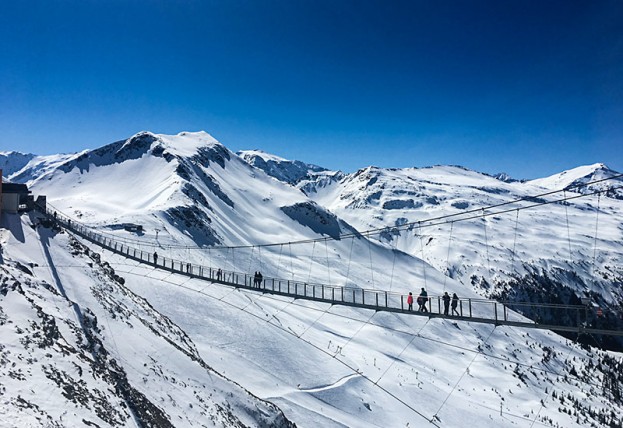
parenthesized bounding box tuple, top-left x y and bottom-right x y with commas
(0, 212, 293, 427)
(1, 130, 622, 426)
(2, 211, 622, 427)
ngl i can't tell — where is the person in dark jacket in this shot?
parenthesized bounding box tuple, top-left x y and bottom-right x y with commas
(442, 291, 451, 315)
(153, 251, 158, 265)
(418, 288, 428, 312)
(451, 293, 460, 316)
(407, 292, 414, 311)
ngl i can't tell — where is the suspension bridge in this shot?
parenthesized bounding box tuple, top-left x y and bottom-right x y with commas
(34, 178, 623, 338)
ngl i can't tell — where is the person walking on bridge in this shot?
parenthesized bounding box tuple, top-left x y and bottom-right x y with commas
(442, 291, 451, 315)
(451, 293, 460, 316)
(153, 251, 158, 265)
(418, 288, 428, 312)
(407, 292, 414, 311)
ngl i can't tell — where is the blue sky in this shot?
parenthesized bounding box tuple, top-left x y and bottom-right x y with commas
(1, 0, 621, 179)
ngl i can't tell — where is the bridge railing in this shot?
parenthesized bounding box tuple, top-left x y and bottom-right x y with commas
(40, 206, 592, 332)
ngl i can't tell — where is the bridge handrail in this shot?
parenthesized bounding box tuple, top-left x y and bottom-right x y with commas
(37, 205, 617, 335)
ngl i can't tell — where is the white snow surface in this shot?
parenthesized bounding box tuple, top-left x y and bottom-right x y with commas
(1, 130, 622, 427)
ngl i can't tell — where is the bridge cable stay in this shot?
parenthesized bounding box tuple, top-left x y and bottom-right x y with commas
(432, 326, 497, 423)
(261, 295, 440, 425)
(307, 240, 316, 284)
(143, 267, 593, 426)
(204, 277, 609, 391)
(344, 236, 355, 287)
(528, 329, 579, 428)
(591, 192, 601, 291)
(248, 283, 614, 394)
(228, 247, 235, 281)
(247, 246, 255, 274)
(288, 242, 295, 281)
(443, 221, 454, 292)
(563, 190, 573, 262)
(258, 245, 263, 274)
(481, 208, 493, 285)
(368, 232, 375, 289)
(418, 222, 429, 290)
(510, 209, 520, 275)
(587, 192, 603, 335)
(215, 274, 561, 425)
(324, 239, 332, 286)
(388, 229, 398, 292)
(373, 318, 431, 385)
(275, 243, 284, 280)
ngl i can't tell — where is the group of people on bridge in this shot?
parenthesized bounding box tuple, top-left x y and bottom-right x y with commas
(253, 271, 263, 287)
(407, 288, 460, 316)
(149, 249, 463, 318)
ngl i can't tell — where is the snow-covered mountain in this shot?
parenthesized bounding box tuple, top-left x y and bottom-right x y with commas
(246, 155, 622, 310)
(237, 149, 345, 196)
(529, 163, 623, 200)
(272, 163, 623, 349)
(0, 151, 36, 177)
(237, 149, 338, 186)
(2, 130, 623, 427)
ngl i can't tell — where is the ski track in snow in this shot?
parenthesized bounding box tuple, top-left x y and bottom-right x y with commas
(297, 373, 362, 393)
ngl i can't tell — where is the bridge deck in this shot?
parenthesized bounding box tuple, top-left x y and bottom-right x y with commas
(41, 208, 623, 337)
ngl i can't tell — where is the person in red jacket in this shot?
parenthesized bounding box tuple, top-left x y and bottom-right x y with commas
(407, 292, 414, 311)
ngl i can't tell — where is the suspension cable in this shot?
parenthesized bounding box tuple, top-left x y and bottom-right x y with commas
(345, 236, 355, 287)
(482, 209, 492, 283)
(307, 241, 316, 283)
(563, 190, 573, 262)
(591, 193, 602, 291)
(418, 222, 428, 289)
(443, 221, 454, 291)
(324, 239, 332, 285)
(510, 209, 519, 275)
(43, 177, 623, 251)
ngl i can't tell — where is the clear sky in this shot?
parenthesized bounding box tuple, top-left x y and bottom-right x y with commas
(1, 0, 621, 179)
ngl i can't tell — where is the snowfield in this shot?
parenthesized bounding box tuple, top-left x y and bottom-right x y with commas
(1, 131, 622, 427)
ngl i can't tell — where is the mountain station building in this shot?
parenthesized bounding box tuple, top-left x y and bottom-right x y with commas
(0, 169, 36, 214)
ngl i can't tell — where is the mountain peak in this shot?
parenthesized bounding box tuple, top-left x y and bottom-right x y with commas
(238, 149, 330, 185)
(529, 163, 618, 188)
(0, 151, 36, 177)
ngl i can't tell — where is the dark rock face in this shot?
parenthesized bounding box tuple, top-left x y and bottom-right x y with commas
(56, 132, 161, 174)
(173, 149, 235, 209)
(281, 202, 342, 239)
(165, 206, 221, 246)
(193, 145, 231, 170)
(238, 151, 328, 185)
(0, 152, 36, 176)
(382, 199, 422, 210)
